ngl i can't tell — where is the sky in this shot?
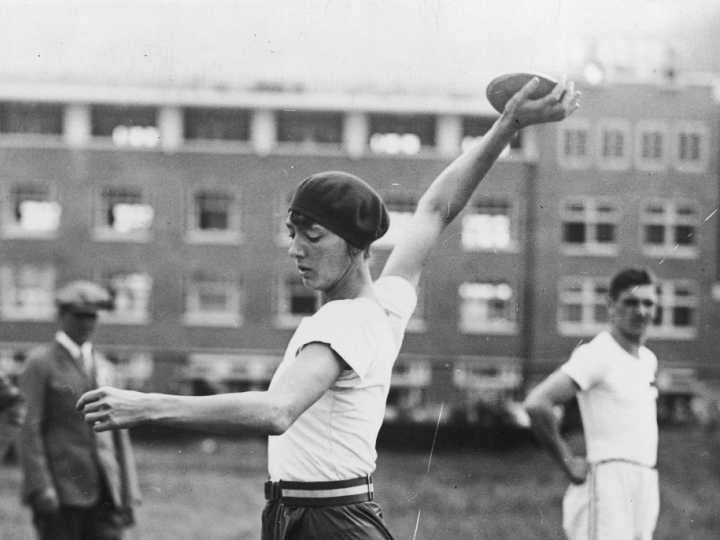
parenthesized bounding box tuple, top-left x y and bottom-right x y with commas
(0, 0, 718, 95)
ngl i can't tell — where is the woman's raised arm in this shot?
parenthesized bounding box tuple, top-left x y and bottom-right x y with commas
(381, 76, 580, 287)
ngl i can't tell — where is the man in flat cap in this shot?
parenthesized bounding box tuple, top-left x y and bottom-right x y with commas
(17, 280, 141, 540)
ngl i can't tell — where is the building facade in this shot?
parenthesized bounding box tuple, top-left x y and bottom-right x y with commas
(0, 80, 718, 426)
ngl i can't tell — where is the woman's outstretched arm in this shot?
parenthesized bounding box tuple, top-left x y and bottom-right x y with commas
(381, 77, 580, 287)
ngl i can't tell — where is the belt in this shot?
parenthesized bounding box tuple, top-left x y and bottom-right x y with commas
(264, 475, 374, 507)
(593, 458, 657, 470)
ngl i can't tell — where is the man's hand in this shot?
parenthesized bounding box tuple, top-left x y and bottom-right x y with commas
(503, 76, 581, 130)
(76, 386, 148, 432)
(564, 455, 590, 485)
(32, 488, 60, 514)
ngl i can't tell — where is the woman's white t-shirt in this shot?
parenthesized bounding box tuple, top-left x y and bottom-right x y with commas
(267, 276, 417, 482)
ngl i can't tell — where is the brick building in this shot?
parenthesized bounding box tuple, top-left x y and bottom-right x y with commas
(0, 80, 717, 425)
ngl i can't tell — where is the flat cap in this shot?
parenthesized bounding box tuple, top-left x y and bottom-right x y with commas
(56, 280, 114, 313)
(289, 171, 389, 249)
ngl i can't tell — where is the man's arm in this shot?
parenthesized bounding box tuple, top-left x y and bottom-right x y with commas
(78, 343, 344, 436)
(381, 77, 580, 287)
(17, 356, 60, 512)
(523, 370, 588, 484)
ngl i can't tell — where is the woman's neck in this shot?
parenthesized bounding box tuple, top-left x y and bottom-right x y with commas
(322, 260, 376, 303)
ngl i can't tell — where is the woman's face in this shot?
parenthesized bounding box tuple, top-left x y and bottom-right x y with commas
(286, 217, 354, 293)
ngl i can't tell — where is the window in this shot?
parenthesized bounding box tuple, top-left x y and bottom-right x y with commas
(558, 118, 591, 168)
(0, 265, 55, 321)
(95, 186, 154, 241)
(275, 191, 294, 247)
(597, 119, 631, 170)
(183, 108, 251, 142)
(673, 121, 707, 173)
(372, 194, 416, 249)
(187, 188, 242, 244)
(635, 121, 668, 171)
(275, 274, 321, 328)
(462, 116, 523, 158)
(648, 280, 698, 340)
(100, 272, 152, 324)
(560, 198, 619, 256)
(91, 105, 159, 149)
(182, 353, 281, 395)
(557, 277, 609, 336)
(641, 200, 698, 258)
(0, 102, 63, 136)
(368, 114, 435, 155)
(105, 351, 154, 391)
(1, 183, 61, 238)
(384, 358, 434, 423)
(462, 199, 515, 251)
(458, 281, 517, 334)
(276, 111, 343, 149)
(406, 288, 426, 333)
(184, 272, 242, 327)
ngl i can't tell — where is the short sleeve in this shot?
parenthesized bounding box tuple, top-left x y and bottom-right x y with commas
(560, 343, 611, 391)
(373, 276, 417, 326)
(295, 301, 375, 382)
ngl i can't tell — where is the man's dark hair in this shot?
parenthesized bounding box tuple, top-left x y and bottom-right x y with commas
(609, 268, 656, 301)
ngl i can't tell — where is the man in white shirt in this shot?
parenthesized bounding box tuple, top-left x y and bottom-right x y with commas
(524, 268, 660, 540)
(18, 281, 140, 540)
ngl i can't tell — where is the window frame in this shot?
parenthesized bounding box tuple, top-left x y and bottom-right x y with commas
(672, 120, 708, 174)
(640, 198, 699, 259)
(186, 186, 243, 245)
(0, 264, 56, 321)
(557, 117, 591, 169)
(461, 197, 518, 252)
(371, 193, 417, 250)
(647, 280, 698, 340)
(1, 181, 61, 240)
(183, 272, 243, 327)
(92, 184, 154, 243)
(635, 120, 669, 172)
(274, 273, 322, 328)
(458, 280, 518, 335)
(557, 276, 610, 337)
(97, 271, 153, 325)
(367, 113, 437, 157)
(90, 104, 161, 150)
(596, 118, 632, 170)
(559, 196, 620, 257)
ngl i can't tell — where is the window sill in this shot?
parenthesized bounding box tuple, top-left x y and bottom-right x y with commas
(185, 231, 243, 245)
(92, 229, 153, 243)
(560, 245, 619, 257)
(183, 314, 243, 327)
(1, 229, 59, 241)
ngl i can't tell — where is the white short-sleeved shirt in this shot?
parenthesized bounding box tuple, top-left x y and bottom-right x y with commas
(560, 331, 658, 467)
(267, 276, 417, 482)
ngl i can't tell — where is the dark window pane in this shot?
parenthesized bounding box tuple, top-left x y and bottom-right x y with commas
(563, 222, 586, 243)
(196, 192, 231, 230)
(644, 225, 665, 244)
(673, 307, 692, 327)
(184, 108, 250, 141)
(277, 111, 343, 144)
(596, 223, 615, 243)
(0, 102, 63, 134)
(564, 304, 583, 322)
(674, 225, 695, 246)
(369, 114, 436, 146)
(92, 105, 157, 136)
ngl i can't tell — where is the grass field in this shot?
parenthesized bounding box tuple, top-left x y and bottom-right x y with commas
(1, 426, 718, 540)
